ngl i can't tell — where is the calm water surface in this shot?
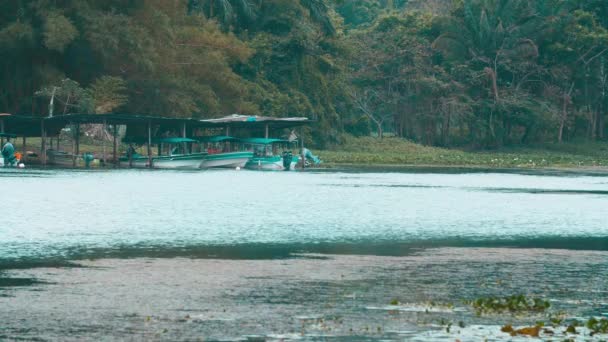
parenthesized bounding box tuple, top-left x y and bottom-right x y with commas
(1, 168, 607, 340)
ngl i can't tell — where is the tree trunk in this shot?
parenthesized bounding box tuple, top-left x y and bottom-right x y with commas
(599, 103, 605, 139)
(559, 83, 575, 143)
(377, 121, 383, 139)
(558, 113, 566, 143)
(442, 109, 451, 146)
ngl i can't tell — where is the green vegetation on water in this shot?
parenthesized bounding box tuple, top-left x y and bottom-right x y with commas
(467, 294, 551, 315)
(319, 136, 608, 169)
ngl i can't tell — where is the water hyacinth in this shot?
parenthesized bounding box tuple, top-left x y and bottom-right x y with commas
(468, 295, 551, 315)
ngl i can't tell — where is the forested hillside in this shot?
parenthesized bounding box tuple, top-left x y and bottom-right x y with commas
(1, 0, 607, 148)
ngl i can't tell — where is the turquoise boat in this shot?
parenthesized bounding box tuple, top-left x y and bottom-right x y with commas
(241, 138, 300, 171)
(196, 136, 253, 169)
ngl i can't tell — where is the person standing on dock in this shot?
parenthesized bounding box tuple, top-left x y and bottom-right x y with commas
(1, 137, 16, 167)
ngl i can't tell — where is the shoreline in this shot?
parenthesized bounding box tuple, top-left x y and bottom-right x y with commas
(315, 136, 608, 173)
(314, 162, 608, 175)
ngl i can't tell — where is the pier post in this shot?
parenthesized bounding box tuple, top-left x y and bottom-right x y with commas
(225, 126, 230, 136)
(102, 119, 107, 167)
(182, 122, 187, 153)
(41, 119, 47, 166)
(22, 136, 26, 160)
(71, 122, 76, 167)
(264, 124, 269, 139)
(113, 124, 118, 167)
(1, 118, 4, 145)
(128, 144, 133, 168)
(147, 120, 152, 168)
(75, 123, 80, 156)
(300, 127, 305, 170)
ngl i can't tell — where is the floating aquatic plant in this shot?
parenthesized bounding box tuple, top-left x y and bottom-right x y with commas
(587, 317, 608, 335)
(468, 295, 550, 315)
(501, 324, 541, 337)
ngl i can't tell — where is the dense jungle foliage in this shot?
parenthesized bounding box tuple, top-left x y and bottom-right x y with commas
(1, 0, 607, 148)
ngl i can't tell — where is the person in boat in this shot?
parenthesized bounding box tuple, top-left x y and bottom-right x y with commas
(126, 144, 136, 158)
(1, 137, 16, 167)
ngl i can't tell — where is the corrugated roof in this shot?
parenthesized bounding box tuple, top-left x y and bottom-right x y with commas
(194, 135, 240, 143)
(0, 113, 312, 137)
(240, 138, 293, 145)
(203, 114, 309, 124)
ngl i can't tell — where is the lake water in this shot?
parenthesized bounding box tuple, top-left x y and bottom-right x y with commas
(1, 168, 608, 340)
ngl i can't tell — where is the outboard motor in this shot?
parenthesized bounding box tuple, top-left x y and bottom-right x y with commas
(282, 150, 293, 170)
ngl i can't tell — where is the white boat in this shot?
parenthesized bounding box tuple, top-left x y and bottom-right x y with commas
(196, 136, 253, 169)
(152, 152, 208, 169)
(119, 138, 206, 169)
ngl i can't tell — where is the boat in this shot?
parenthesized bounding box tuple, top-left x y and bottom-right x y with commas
(119, 137, 151, 168)
(46, 149, 83, 167)
(119, 137, 207, 169)
(241, 138, 300, 171)
(196, 136, 253, 169)
(47, 149, 99, 167)
(118, 153, 151, 168)
(150, 137, 207, 169)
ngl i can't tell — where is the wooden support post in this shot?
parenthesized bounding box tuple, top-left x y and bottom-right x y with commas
(113, 124, 118, 167)
(22, 136, 26, 160)
(102, 119, 107, 167)
(75, 123, 80, 156)
(128, 139, 133, 168)
(182, 122, 187, 153)
(41, 120, 47, 166)
(147, 121, 152, 168)
(71, 122, 76, 167)
(264, 124, 269, 139)
(225, 126, 230, 136)
(1, 119, 4, 145)
(300, 127, 305, 170)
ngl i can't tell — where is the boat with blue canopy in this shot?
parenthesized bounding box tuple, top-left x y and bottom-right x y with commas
(196, 136, 253, 169)
(241, 138, 300, 171)
(120, 137, 207, 169)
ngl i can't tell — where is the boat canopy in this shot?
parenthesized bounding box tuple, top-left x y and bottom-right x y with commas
(240, 138, 293, 145)
(195, 135, 240, 143)
(122, 136, 197, 144)
(155, 137, 197, 144)
(0, 133, 17, 138)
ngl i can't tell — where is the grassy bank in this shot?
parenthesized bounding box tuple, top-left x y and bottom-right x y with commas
(318, 136, 608, 169)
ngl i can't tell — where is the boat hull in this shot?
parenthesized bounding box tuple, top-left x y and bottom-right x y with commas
(119, 156, 150, 168)
(244, 156, 299, 171)
(199, 152, 253, 169)
(46, 150, 85, 167)
(152, 153, 207, 169)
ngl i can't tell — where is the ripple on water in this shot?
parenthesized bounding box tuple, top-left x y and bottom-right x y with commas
(0, 169, 607, 262)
